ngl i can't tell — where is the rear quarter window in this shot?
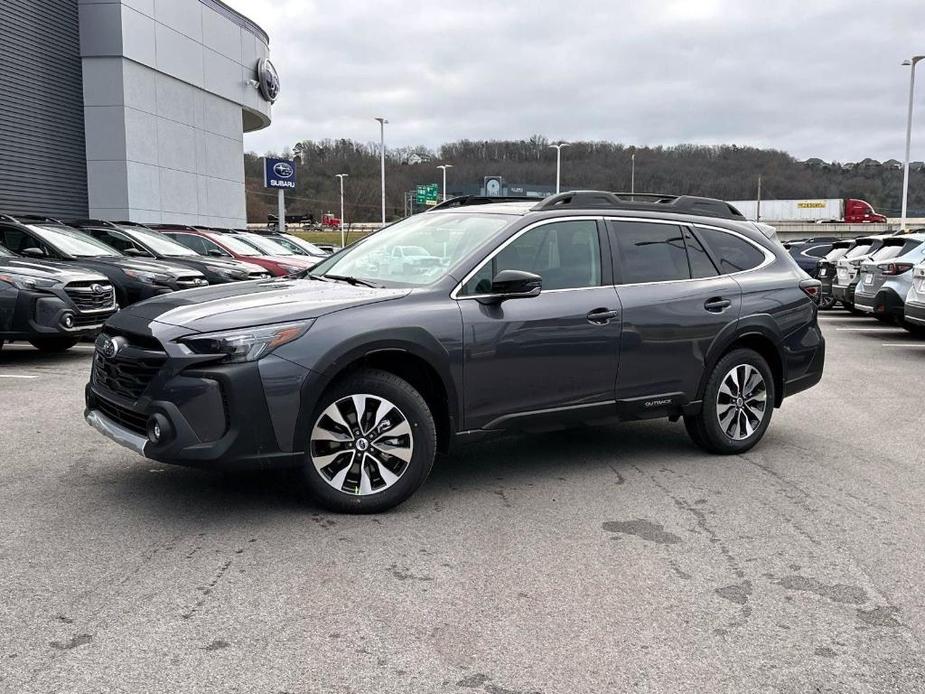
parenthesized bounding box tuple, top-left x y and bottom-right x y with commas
(697, 228, 767, 274)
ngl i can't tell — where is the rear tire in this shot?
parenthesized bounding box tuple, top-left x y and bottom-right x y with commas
(901, 321, 925, 337)
(300, 369, 436, 513)
(684, 349, 775, 455)
(28, 337, 78, 352)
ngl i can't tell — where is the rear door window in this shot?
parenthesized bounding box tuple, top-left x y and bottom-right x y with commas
(696, 228, 767, 273)
(610, 221, 690, 283)
(684, 228, 718, 278)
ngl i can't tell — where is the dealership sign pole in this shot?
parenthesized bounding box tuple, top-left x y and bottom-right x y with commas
(264, 158, 296, 232)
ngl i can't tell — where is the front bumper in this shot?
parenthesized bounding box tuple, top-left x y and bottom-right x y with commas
(85, 352, 316, 470)
(905, 300, 925, 326)
(0, 286, 116, 340)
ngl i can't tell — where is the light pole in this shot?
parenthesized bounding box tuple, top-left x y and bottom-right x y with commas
(375, 117, 388, 226)
(549, 142, 569, 194)
(901, 57, 924, 231)
(335, 173, 348, 248)
(436, 164, 453, 201)
(631, 152, 636, 197)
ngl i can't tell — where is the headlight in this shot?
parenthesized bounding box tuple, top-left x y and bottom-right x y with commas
(179, 320, 314, 362)
(218, 268, 248, 280)
(0, 273, 59, 290)
(125, 269, 172, 284)
(282, 265, 303, 274)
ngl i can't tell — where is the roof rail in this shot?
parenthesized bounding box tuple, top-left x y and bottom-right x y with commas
(531, 190, 746, 221)
(111, 220, 152, 228)
(428, 195, 532, 211)
(68, 219, 119, 229)
(10, 214, 65, 224)
(147, 223, 199, 231)
(0, 213, 18, 223)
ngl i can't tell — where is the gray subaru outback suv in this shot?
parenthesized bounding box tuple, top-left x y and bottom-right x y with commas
(85, 191, 825, 512)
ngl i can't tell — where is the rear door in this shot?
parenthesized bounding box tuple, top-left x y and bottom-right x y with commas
(608, 220, 742, 413)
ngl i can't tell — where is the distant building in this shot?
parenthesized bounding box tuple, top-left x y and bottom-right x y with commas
(910, 161, 925, 171)
(447, 180, 557, 198)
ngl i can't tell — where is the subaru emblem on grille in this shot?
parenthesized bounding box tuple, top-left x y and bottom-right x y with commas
(91, 283, 106, 295)
(97, 335, 125, 359)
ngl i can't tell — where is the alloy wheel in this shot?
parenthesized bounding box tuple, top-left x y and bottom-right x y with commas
(310, 394, 414, 495)
(715, 364, 767, 441)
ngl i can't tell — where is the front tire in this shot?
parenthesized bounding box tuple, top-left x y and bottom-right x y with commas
(684, 349, 775, 454)
(28, 337, 78, 352)
(301, 369, 436, 513)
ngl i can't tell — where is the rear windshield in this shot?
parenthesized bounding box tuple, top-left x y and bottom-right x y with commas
(871, 239, 922, 261)
(824, 247, 849, 261)
(845, 242, 874, 259)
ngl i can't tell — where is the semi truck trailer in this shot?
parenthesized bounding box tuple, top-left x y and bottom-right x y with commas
(728, 198, 886, 223)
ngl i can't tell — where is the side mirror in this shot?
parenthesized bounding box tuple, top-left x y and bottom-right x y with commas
(208, 249, 226, 257)
(21, 247, 46, 258)
(481, 269, 542, 303)
(123, 247, 150, 257)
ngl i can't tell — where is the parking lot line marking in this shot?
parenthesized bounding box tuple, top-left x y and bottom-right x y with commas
(0, 374, 38, 379)
(881, 343, 925, 348)
(835, 327, 905, 332)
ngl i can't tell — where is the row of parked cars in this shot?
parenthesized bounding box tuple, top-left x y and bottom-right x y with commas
(786, 231, 925, 334)
(0, 214, 332, 352)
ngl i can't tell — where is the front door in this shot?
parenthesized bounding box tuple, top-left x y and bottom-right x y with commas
(607, 220, 742, 409)
(457, 219, 622, 430)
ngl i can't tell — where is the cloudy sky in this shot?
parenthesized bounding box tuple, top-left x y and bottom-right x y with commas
(226, 0, 925, 162)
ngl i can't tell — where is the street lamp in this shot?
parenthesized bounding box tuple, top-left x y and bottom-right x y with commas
(549, 142, 569, 194)
(375, 117, 388, 226)
(631, 152, 636, 197)
(335, 173, 348, 248)
(901, 57, 924, 231)
(436, 164, 453, 201)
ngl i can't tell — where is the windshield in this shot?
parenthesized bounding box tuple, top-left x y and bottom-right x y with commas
(311, 212, 514, 287)
(235, 232, 295, 256)
(280, 235, 326, 255)
(845, 242, 874, 259)
(124, 228, 199, 256)
(824, 247, 849, 261)
(30, 224, 120, 257)
(207, 233, 261, 256)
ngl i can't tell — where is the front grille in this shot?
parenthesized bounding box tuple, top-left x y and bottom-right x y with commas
(64, 281, 116, 311)
(92, 329, 167, 401)
(95, 395, 148, 436)
(72, 313, 108, 328)
(176, 276, 208, 288)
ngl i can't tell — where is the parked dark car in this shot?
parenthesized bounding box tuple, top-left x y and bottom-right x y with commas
(0, 216, 208, 306)
(785, 237, 840, 276)
(0, 243, 118, 352)
(149, 226, 316, 277)
(69, 220, 271, 284)
(84, 191, 824, 513)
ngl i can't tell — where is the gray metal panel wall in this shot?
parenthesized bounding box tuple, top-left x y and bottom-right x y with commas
(0, 0, 88, 218)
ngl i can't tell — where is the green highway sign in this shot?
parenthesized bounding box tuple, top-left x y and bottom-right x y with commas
(415, 183, 439, 204)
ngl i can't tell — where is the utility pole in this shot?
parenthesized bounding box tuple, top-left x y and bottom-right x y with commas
(901, 57, 924, 231)
(437, 164, 453, 201)
(277, 189, 285, 232)
(756, 175, 762, 222)
(549, 142, 569, 194)
(631, 152, 636, 197)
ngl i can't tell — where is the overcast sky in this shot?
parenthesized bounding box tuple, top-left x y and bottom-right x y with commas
(225, 0, 925, 163)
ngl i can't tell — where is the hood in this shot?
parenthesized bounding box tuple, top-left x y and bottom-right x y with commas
(171, 256, 266, 273)
(0, 257, 109, 284)
(260, 255, 317, 269)
(75, 256, 204, 278)
(111, 277, 410, 333)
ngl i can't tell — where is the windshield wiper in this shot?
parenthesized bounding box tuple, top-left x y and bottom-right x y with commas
(323, 274, 381, 288)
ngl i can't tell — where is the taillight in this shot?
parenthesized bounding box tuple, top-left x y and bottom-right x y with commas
(881, 263, 914, 276)
(800, 278, 822, 303)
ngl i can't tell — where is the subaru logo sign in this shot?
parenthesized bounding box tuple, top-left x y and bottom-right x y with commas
(96, 334, 126, 360)
(273, 162, 294, 178)
(256, 58, 280, 103)
(264, 157, 296, 189)
(91, 283, 106, 295)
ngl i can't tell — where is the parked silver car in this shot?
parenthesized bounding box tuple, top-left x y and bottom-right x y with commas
(854, 233, 925, 327)
(833, 235, 891, 311)
(903, 261, 925, 335)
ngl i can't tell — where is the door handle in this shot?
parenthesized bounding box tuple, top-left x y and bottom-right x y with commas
(586, 308, 620, 324)
(704, 297, 732, 312)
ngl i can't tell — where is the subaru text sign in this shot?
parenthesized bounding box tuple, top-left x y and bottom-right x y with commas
(264, 158, 296, 189)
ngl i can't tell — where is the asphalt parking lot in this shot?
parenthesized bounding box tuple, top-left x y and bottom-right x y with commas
(1, 311, 924, 693)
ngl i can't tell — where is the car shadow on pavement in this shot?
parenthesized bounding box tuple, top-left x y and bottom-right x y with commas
(93, 419, 698, 517)
(0, 344, 95, 367)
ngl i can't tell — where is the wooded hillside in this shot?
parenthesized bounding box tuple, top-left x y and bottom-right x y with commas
(245, 136, 925, 223)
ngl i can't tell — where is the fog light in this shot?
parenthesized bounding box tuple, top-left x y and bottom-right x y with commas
(146, 413, 171, 444)
(61, 312, 75, 329)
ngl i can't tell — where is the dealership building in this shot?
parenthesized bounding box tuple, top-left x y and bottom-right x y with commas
(0, 0, 276, 227)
